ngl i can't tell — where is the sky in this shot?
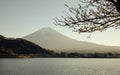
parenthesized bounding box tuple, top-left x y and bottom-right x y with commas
(0, 0, 120, 47)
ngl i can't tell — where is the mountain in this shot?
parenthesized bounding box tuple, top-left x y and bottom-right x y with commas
(0, 35, 54, 58)
(23, 27, 120, 53)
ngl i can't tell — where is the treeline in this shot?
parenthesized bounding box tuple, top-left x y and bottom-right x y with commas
(0, 48, 54, 58)
(49, 52, 120, 58)
(2, 48, 120, 58)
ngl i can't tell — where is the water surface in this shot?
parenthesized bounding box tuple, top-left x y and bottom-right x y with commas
(0, 58, 120, 75)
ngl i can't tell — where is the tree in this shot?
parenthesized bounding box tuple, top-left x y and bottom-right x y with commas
(0, 35, 5, 40)
(54, 0, 120, 33)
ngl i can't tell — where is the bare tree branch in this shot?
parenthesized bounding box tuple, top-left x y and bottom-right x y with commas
(54, 0, 120, 33)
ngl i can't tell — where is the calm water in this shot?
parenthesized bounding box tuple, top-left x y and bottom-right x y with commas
(0, 58, 120, 75)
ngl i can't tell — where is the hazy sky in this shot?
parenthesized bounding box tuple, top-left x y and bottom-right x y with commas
(0, 0, 120, 46)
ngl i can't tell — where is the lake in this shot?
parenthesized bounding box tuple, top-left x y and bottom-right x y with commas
(0, 58, 120, 75)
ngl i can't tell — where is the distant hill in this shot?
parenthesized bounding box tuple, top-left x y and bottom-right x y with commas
(23, 27, 120, 53)
(0, 35, 54, 58)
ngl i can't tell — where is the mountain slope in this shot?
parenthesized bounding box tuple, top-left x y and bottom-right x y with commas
(23, 27, 120, 53)
(0, 35, 54, 58)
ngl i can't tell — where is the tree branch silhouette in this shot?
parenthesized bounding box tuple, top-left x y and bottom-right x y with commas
(54, 0, 120, 33)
